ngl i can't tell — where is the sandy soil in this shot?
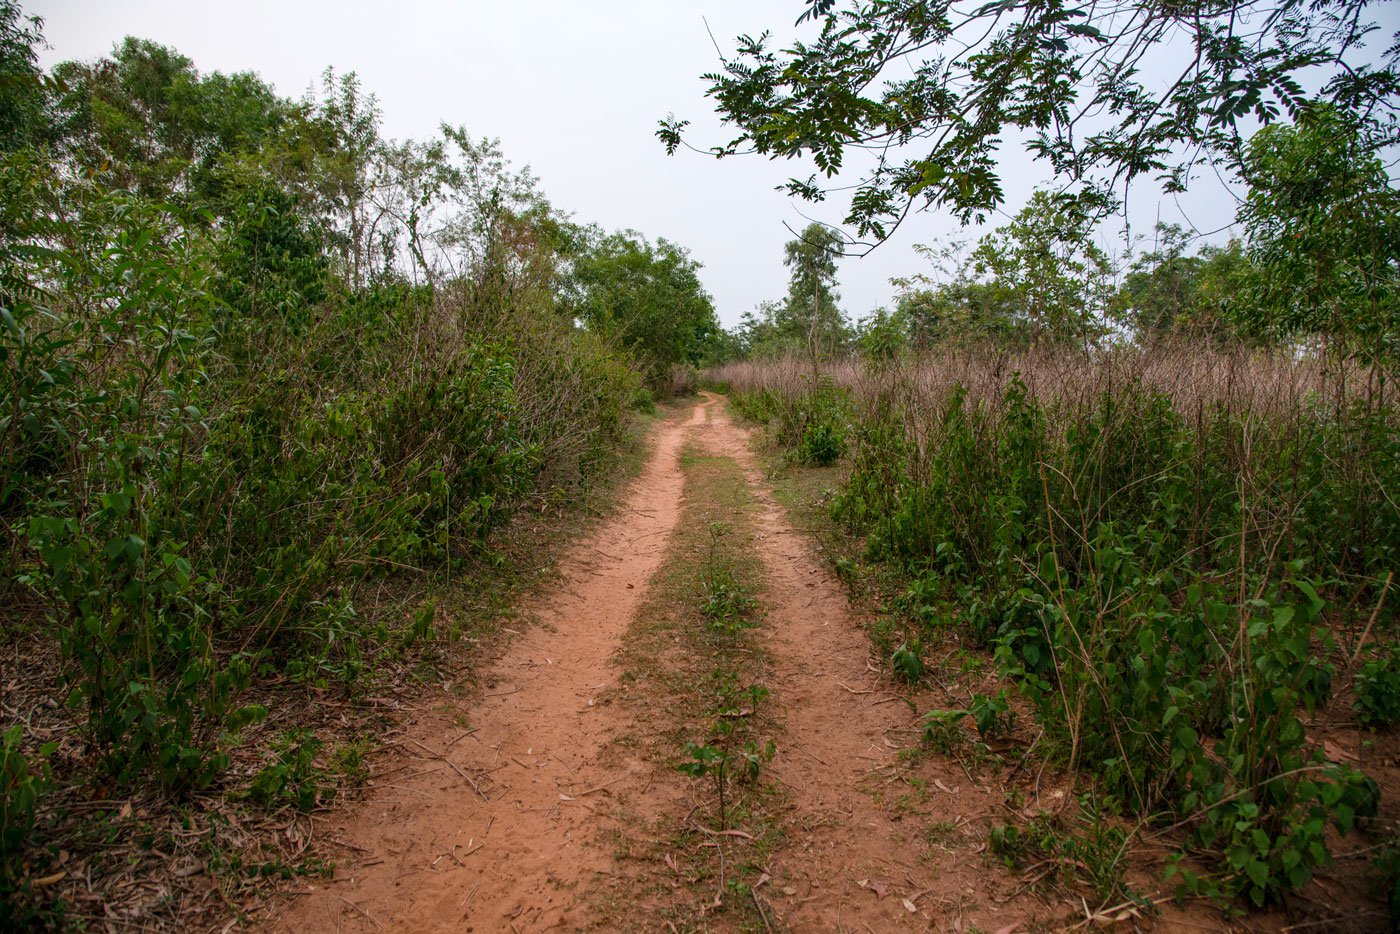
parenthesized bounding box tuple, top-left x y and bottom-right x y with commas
(695, 396, 1045, 932)
(262, 403, 694, 932)
(256, 395, 1241, 932)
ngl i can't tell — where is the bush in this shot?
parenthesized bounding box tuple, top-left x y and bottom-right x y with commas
(1, 726, 53, 894)
(246, 730, 328, 812)
(1, 150, 644, 798)
(1355, 648, 1400, 727)
(727, 348, 1396, 907)
(727, 379, 848, 466)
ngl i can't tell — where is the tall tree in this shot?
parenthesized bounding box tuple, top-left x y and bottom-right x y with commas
(1237, 105, 1399, 363)
(1112, 224, 1207, 337)
(50, 38, 290, 205)
(970, 191, 1113, 346)
(781, 223, 849, 358)
(569, 229, 719, 388)
(0, 1, 48, 153)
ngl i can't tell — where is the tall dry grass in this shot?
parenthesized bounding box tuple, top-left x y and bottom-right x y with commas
(707, 340, 1381, 425)
(709, 341, 1398, 907)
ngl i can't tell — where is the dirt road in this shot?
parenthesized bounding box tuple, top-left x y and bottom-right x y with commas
(261, 395, 1041, 932)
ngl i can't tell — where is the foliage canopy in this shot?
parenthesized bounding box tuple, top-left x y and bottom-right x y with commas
(661, 0, 1399, 247)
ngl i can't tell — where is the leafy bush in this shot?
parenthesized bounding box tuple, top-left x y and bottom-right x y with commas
(1, 726, 54, 892)
(725, 375, 850, 466)
(246, 730, 328, 812)
(1, 111, 643, 802)
(1355, 648, 1400, 727)
(742, 351, 1396, 907)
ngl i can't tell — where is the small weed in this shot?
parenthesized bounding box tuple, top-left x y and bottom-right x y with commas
(990, 795, 1135, 903)
(833, 556, 859, 582)
(865, 615, 901, 661)
(333, 738, 372, 785)
(925, 820, 961, 847)
(680, 675, 775, 829)
(920, 708, 971, 754)
(969, 690, 1015, 740)
(245, 730, 330, 812)
(891, 641, 925, 683)
(702, 571, 757, 631)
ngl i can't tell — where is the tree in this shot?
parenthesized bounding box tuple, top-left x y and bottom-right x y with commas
(892, 238, 1025, 347)
(51, 38, 291, 206)
(780, 223, 850, 358)
(1111, 224, 1264, 344)
(1113, 224, 1206, 336)
(895, 280, 1023, 348)
(970, 191, 1113, 346)
(0, 1, 49, 153)
(1189, 241, 1256, 343)
(660, 0, 1399, 247)
(856, 306, 908, 360)
(569, 230, 719, 388)
(731, 301, 790, 359)
(1237, 105, 1399, 363)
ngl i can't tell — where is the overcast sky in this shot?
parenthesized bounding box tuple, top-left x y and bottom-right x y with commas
(29, 0, 1301, 327)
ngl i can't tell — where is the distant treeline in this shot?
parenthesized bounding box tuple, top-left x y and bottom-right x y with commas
(718, 106, 1397, 370)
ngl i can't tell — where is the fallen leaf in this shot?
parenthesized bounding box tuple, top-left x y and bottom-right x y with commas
(710, 829, 754, 840)
(902, 897, 918, 912)
(1323, 739, 1359, 763)
(558, 794, 574, 801)
(869, 881, 888, 899)
(33, 871, 66, 887)
(993, 925, 1020, 934)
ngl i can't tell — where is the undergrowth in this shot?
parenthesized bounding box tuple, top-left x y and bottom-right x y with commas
(0, 115, 644, 923)
(713, 348, 1398, 913)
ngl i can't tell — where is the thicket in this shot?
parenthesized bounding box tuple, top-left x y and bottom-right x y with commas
(716, 345, 1397, 908)
(0, 6, 711, 919)
(683, 0, 1399, 917)
(704, 100, 1398, 914)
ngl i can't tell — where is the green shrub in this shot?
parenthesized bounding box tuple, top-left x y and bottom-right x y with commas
(1355, 648, 1400, 727)
(758, 359, 1396, 907)
(891, 642, 924, 683)
(1, 146, 643, 798)
(246, 730, 329, 812)
(1, 726, 54, 892)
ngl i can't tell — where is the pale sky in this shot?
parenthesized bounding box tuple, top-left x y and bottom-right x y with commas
(28, 0, 1297, 327)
